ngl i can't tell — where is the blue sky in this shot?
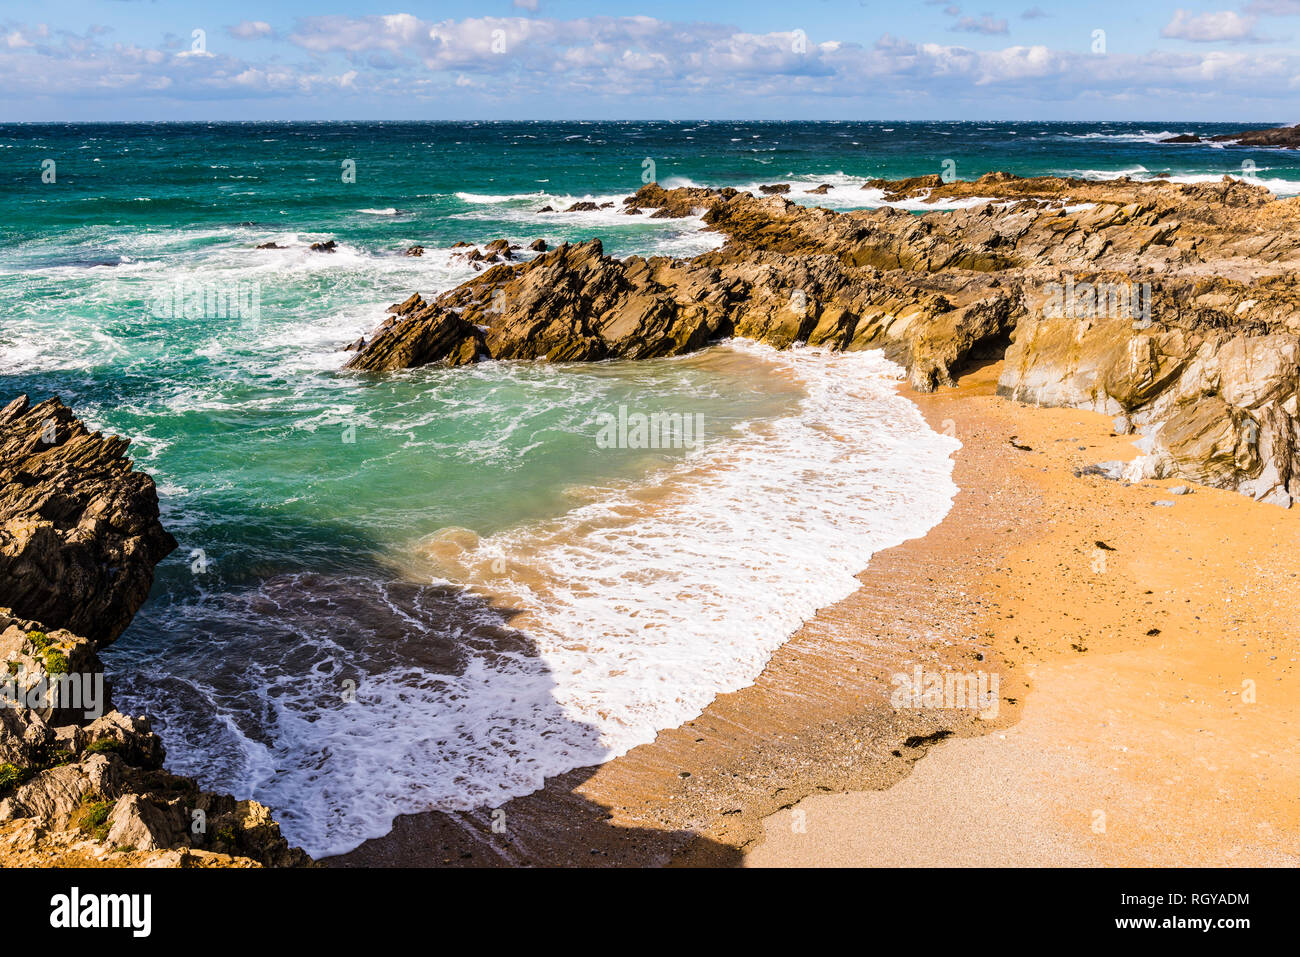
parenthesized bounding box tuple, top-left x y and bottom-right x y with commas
(4, 1, 1300, 120)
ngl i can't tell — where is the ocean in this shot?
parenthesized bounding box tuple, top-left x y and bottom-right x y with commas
(1, 120, 1293, 856)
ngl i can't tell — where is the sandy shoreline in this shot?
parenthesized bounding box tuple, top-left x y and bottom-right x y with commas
(751, 361, 1300, 867)
(332, 357, 1299, 867)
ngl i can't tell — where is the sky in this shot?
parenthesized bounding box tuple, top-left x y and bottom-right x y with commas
(4, 0, 1300, 120)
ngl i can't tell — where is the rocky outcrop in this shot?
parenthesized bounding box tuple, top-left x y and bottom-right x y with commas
(345, 173, 1300, 505)
(0, 611, 310, 867)
(0, 399, 310, 866)
(1209, 124, 1300, 148)
(0, 395, 176, 644)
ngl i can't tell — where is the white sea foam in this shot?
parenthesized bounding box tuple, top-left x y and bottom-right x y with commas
(1052, 129, 1187, 144)
(1056, 166, 1300, 197)
(210, 341, 960, 856)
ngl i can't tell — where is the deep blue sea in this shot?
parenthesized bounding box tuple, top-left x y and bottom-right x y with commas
(0, 120, 1289, 855)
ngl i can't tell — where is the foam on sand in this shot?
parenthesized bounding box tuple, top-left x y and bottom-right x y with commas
(147, 341, 960, 858)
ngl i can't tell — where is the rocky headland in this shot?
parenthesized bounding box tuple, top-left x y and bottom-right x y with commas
(1163, 124, 1300, 148)
(0, 395, 308, 867)
(347, 172, 1300, 507)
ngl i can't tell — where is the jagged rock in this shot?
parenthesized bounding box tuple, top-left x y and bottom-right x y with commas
(345, 294, 484, 372)
(0, 754, 120, 829)
(0, 609, 310, 868)
(347, 175, 1300, 504)
(1210, 124, 1300, 148)
(528, 239, 548, 251)
(806, 184, 833, 195)
(564, 201, 600, 212)
(255, 242, 283, 250)
(309, 240, 337, 253)
(105, 793, 184, 851)
(622, 183, 735, 218)
(404, 245, 424, 257)
(0, 396, 176, 644)
(1162, 134, 1202, 144)
(759, 183, 791, 195)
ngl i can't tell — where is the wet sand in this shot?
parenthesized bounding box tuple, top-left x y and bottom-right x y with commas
(334, 358, 1299, 867)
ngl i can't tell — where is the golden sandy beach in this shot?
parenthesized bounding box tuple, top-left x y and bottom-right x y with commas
(748, 361, 1300, 867)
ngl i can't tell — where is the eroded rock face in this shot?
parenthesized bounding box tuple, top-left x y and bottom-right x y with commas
(345, 174, 1300, 504)
(348, 189, 1027, 389)
(0, 395, 177, 644)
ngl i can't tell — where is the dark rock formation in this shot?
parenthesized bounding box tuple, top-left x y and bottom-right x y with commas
(1210, 124, 1300, 148)
(0, 396, 176, 645)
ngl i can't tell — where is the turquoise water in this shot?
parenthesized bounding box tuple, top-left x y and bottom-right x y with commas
(1, 121, 1290, 856)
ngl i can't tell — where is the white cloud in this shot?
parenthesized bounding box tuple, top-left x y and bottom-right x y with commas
(5, 13, 1300, 111)
(1161, 10, 1261, 43)
(228, 21, 273, 41)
